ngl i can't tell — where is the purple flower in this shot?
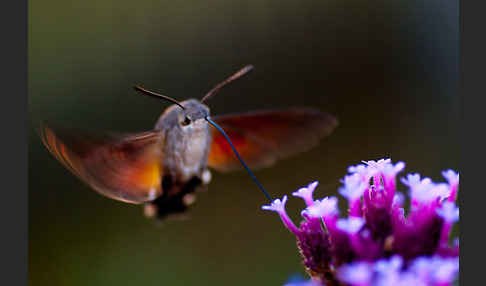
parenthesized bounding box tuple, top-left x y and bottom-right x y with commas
(348, 163, 370, 180)
(442, 169, 459, 202)
(400, 173, 423, 188)
(303, 196, 339, 219)
(410, 182, 450, 205)
(436, 202, 459, 223)
(336, 217, 365, 234)
(373, 256, 404, 286)
(337, 262, 372, 286)
(436, 201, 459, 248)
(339, 174, 367, 217)
(297, 219, 333, 277)
(339, 174, 367, 202)
(409, 256, 459, 285)
(374, 255, 403, 274)
(263, 158, 459, 286)
(392, 193, 405, 207)
(337, 255, 459, 286)
(381, 161, 405, 177)
(363, 158, 391, 171)
(262, 195, 299, 236)
(442, 169, 459, 186)
(293, 181, 319, 206)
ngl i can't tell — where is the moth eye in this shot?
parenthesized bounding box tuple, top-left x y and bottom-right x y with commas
(181, 116, 191, 126)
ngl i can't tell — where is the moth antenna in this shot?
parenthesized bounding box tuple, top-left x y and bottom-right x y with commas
(200, 65, 254, 104)
(205, 116, 273, 201)
(134, 85, 185, 110)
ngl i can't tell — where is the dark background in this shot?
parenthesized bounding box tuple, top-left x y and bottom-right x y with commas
(28, 0, 459, 285)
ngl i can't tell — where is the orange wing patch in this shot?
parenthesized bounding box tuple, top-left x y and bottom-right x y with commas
(40, 124, 163, 204)
(208, 130, 271, 171)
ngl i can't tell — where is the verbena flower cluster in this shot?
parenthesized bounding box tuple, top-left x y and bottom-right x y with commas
(263, 159, 459, 286)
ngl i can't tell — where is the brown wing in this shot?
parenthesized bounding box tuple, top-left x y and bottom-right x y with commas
(207, 108, 338, 172)
(39, 124, 163, 204)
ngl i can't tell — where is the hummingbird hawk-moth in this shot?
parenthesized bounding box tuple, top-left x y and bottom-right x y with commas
(40, 65, 338, 219)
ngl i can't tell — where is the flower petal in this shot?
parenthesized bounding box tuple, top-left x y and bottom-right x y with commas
(338, 262, 373, 286)
(262, 195, 288, 213)
(339, 173, 367, 202)
(292, 181, 319, 206)
(336, 217, 365, 234)
(442, 169, 459, 186)
(436, 201, 459, 223)
(303, 196, 339, 218)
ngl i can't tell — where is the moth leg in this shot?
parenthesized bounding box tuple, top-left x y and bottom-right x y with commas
(143, 174, 177, 219)
(201, 168, 212, 185)
(182, 193, 197, 206)
(144, 203, 158, 219)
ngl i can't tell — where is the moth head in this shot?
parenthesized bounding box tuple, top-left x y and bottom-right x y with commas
(178, 99, 210, 127)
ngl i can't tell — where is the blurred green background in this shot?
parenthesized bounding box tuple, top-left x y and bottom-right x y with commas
(28, 0, 459, 285)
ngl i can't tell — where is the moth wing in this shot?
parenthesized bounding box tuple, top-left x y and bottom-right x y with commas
(39, 124, 163, 204)
(207, 108, 338, 172)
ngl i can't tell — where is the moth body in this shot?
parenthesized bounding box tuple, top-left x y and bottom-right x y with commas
(147, 99, 213, 218)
